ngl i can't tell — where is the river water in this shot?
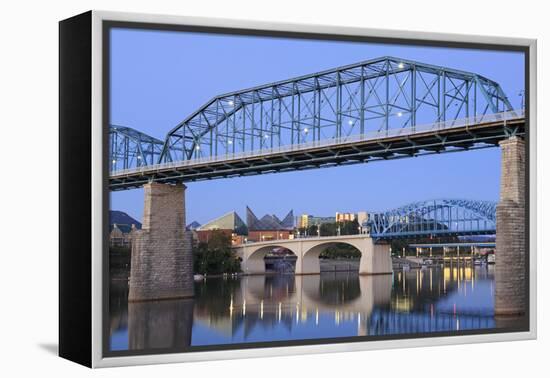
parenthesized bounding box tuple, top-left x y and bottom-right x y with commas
(109, 264, 524, 353)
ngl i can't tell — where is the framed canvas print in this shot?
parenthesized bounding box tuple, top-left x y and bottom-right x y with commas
(59, 10, 537, 368)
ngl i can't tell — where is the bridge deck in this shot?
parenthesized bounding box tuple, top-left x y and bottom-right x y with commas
(232, 234, 373, 249)
(110, 113, 524, 190)
(372, 228, 496, 239)
(409, 242, 495, 248)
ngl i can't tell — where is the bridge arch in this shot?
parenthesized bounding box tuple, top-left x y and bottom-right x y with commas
(240, 244, 299, 275)
(299, 240, 364, 275)
(366, 198, 497, 239)
(235, 236, 393, 276)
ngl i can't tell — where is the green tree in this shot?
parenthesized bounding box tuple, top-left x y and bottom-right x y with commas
(317, 220, 360, 236)
(320, 222, 337, 236)
(307, 224, 318, 236)
(193, 230, 242, 275)
(319, 243, 361, 259)
(340, 219, 360, 235)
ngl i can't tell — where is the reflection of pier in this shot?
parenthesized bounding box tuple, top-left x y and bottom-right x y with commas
(128, 299, 194, 350)
(110, 266, 501, 350)
(193, 274, 392, 338)
(247, 274, 392, 314)
(191, 266, 496, 341)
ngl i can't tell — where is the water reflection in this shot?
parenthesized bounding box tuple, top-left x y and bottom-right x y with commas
(128, 299, 194, 350)
(110, 265, 522, 352)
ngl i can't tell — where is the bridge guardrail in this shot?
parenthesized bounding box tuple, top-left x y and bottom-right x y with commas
(110, 109, 524, 177)
(232, 233, 373, 247)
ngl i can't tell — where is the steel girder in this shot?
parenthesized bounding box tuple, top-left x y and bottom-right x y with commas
(158, 56, 514, 164)
(109, 125, 164, 171)
(366, 199, 497, 238)
(109, 115, 524, 190)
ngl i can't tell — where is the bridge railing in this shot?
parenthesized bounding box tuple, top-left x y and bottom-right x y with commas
(232, 233, 371, 247)
(110, 109, 523, 177)
(370, 227, 496, 239)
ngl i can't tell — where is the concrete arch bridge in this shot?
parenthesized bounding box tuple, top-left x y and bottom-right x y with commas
(233, 234, 392, 275)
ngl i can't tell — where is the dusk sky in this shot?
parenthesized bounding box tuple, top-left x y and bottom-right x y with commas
(109, 27, 525, 224)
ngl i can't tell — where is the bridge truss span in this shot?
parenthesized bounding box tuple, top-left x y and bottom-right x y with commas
(159, 56, 514, 164)
(110, 125, 164, 171)
(366, 198, 497, 239)
(109, 110, 524, 190)
(108, 56, 525, 190)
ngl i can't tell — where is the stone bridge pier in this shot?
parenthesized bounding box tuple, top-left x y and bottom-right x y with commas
(128, 183, 194, 302)
(495, 136, 526, 316)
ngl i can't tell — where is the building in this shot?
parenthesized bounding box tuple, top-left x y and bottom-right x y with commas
(356, 211, 368, 225)
(335, 212, 356, 223)
(247, 206, 294, 242)
(310, 215, 336, 226)
(356, 211, 369, 233)
(296, 214, 336, 229)
(297, 214, 310, 229)
(109, 210, 142, 247)
(110, 223, 139, 247)
(186, 221, 201, 231)
(195, 211, 248, 245)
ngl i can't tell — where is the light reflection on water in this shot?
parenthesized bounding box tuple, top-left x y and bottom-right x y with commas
(110, 265, 502, 352)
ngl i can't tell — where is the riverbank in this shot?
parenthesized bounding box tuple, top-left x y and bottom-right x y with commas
(109, 256, 363, 280)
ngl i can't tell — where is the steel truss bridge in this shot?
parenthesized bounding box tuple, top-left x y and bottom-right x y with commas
(366, 199, 496, 240)
(109, 56, 525, 191)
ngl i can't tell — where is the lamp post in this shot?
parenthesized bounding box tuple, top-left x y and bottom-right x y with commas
(519, 90, 525, 110)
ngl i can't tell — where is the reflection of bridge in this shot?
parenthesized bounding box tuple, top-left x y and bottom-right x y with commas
(119, 265, 500, 349)
(233, 235, 392, 275)
(193, 269, 493, 344)
(366, 198, 497, 239)
(115, 56, 526, 316)
(190, 274, 393, 341)
(233, 274, 392, 316)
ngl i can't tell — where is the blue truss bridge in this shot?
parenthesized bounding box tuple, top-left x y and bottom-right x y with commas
(109, 56, 525, 191)
(365, 198, 496, 240)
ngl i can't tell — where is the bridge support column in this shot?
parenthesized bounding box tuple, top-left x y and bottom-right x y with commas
(359, 241, 392, 275)
(495, 136, 525, 316)
(128, 183, 194, 302)
(241, 253, 267, 275)
(295, 241, 321, 275)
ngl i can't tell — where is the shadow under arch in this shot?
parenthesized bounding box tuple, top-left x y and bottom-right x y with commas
(313, 273, 361, 306)
(243, 244, 299, 275)
(296, 273, 393, 315)
(241, 274, 297, 303)
(298, 241, 363, 275)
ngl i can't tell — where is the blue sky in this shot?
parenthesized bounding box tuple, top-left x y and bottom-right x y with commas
(109, 28, 524, 224)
